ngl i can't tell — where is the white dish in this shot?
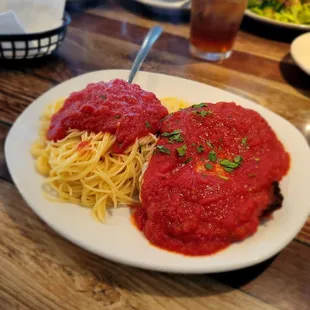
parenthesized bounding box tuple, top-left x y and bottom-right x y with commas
(245, 9, 310, 31)
(135, 0, 190, 10)
(291, 32, 310, 75)
(5, 70, 310, 274)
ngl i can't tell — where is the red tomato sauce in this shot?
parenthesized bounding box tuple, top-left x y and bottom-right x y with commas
(134, 102, 290, 256)
(47, 79, 168, 153)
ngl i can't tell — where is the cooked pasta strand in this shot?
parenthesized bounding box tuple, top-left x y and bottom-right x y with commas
(31, 99, 158, 222)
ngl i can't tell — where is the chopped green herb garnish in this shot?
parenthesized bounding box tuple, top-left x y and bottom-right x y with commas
(184, 157, 192, 164)
(192, 102, 208, 109)
(145, 121, 152, 129)
(241, 137, 248, 146)
(248, 173, 256, 178)
(171, 135, 184, 143)
(169, 134, 183, 143)
(219, 156, 243, 172)
(218, 146, 222, 151)
(156, 145, 170, 155)
(114, 115, 121, 119)
(162, 130, 183, 143)
(234, 155, 243, 164)
(205, 163, 213, 170)
(218, 175, 229, 180)
(176, 145, 187, 157)
(100, 95, 107, 100)
(206, 140, 214, 148)
(224, 167, 233, 173)
(197, 145, 204, 153)
(220, 159, 239, 169)
(191, 143, 196, 146)
(162, 130, 181, 137)
(192, 110, 213, 117)
(208, 150, 217, 162)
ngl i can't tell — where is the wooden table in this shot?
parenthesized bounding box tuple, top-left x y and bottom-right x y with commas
(1, 1, 309, 309)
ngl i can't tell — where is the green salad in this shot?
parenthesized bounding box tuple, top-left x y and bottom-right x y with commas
(248, 0, 310, 25)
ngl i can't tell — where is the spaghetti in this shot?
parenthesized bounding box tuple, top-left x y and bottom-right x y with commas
(31, 99, 158, 221)
(31, 78, 189, 223)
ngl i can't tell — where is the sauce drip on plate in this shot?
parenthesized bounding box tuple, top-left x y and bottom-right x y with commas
(134, 102, 290, 256)
(47, 79, 168, 153)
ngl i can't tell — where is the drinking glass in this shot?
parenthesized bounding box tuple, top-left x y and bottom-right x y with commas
(190, 0, 248, 61)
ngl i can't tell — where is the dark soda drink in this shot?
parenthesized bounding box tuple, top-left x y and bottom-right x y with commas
(190, 0, 247, 61)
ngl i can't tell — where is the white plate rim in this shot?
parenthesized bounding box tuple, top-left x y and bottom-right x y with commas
(135, 0, 190, 10)
(245, 9, 310, 30)
(5, 69, 310, 274)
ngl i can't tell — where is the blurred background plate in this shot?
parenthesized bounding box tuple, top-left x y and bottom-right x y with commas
(135, 0, 191, 10)
(245, 9, 310, 31)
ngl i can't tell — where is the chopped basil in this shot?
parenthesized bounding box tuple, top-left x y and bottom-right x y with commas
(162, 130, 181, 137)
(224, 167, 233, 173)
(162, 130, 183, 143)
(206, 140, 214, 148)
(184, 157, 192, 164)
(208, 150, 217, 162)
(169, 134, 183, 143)
(192, 110, 213, 117)
(241, 136, 248, 146)
(205, 163, 213, 170)
(234, 155, 243, 164)
(176, 145, 187, 157)
(100, 95, 107, 100)
(192, 102, 208, 109)
(218, 175, 229, 180)
(156, 145, 170, 155)
(220, 159, 239, 169)
(114, 115, 121, 119)
(145, 121, 152, 129)
(197, 145, 204, 153)
(219, 156, 243, 172)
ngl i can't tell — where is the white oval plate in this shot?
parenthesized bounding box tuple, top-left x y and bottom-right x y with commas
(5, 70, 310, 274)
(245, 9, 310, 31)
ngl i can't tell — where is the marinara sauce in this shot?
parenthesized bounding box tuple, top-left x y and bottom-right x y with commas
(135, 102, 290, 256)
(47, 79, 168, 153)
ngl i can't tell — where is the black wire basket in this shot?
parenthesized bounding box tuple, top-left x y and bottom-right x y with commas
(0, 12, 71, 60)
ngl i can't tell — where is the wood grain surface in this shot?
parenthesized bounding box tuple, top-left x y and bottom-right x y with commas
(0, 0, 309, 309)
